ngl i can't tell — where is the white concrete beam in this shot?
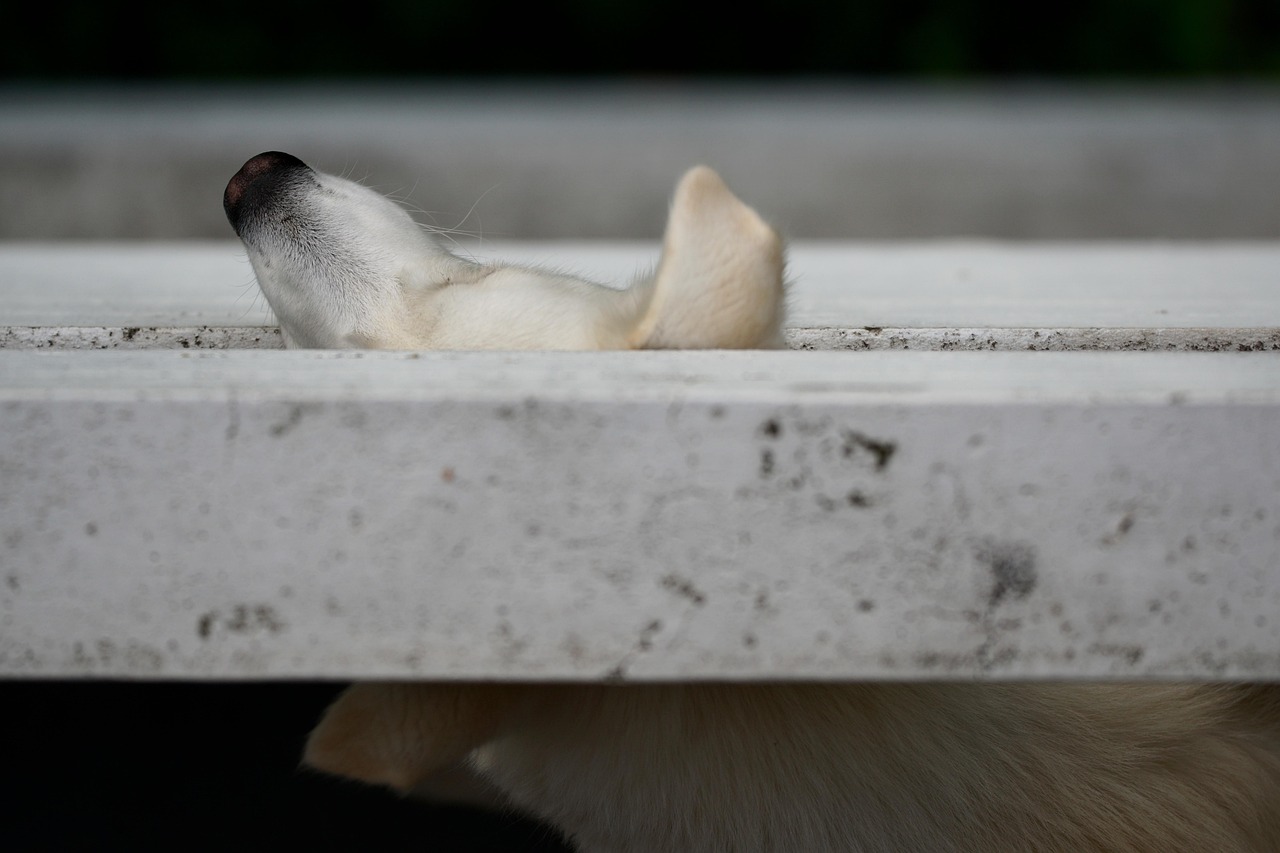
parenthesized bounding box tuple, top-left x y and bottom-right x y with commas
(2, 350, 1277, 680)
(3, 242, 1279, 347)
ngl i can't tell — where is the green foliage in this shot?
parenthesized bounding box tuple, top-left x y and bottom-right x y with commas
(5, 0, 1278, 78)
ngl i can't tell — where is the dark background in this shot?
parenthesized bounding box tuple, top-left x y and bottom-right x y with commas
(3, 681, 573, 851)
(3, 2, 1278, 850)
(6, 0, 1280, 81)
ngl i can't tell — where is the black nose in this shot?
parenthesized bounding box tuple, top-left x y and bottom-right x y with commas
(223, 151, 310, 231)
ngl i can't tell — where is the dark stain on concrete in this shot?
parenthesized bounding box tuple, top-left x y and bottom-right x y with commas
(661, 574, 707, 607)
(196, 605, 286, 640)
(841, 430, 897, 472)
(269, 404, 314, 437)
(975, 539, 1038, 606)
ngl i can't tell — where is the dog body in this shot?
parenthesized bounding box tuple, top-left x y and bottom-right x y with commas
(305, 682, 1280, 852)
(225, 153, 1280, 851)
(223, 152, 784, 351)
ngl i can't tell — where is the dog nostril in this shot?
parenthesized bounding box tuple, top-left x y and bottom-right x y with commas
(223, 151, 311, 230)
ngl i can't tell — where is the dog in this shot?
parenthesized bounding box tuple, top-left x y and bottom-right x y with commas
(223, 151, 784, 351)
(225, 153, 1280, 851)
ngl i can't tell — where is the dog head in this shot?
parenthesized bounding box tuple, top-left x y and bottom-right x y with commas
(225, 153, 786, 350)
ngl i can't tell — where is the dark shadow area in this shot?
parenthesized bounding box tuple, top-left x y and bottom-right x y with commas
(5, 0, 1278, 80)
(0, 681, 572, 852)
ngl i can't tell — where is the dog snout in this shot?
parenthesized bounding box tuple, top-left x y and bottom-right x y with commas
(223, 151, 311, 231)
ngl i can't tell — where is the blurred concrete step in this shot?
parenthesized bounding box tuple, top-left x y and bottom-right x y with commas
(3, 82, 1280, 239)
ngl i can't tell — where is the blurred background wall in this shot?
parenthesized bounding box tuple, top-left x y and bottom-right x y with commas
(3, 0, 1279, 240)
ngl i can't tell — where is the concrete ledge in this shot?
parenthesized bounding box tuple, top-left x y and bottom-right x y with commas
(4, 240, 1280, 331)
(6, 325, 1280, 352)
(3, 242, 1276, 681)
(2, 350, 1278, 680)
(788, 327, 1280, 352)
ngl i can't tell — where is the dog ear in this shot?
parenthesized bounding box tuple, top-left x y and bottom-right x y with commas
(630, 166, 786, 350)
(303, 682, 517, 792)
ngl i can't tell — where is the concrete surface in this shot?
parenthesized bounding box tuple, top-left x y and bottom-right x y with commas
(3, 82, 1280, 240)
(2, 349, 1278, 680)
(3, 242, 1279, 351)
(2, 240, 1277, 680)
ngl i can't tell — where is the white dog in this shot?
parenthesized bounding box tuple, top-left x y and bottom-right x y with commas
(223, 151, 784, 351)
(225, 153, 1280, 852)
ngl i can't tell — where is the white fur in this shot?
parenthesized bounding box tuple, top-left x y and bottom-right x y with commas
(225, 155, 784, 351)
(226, 154, 1280, 852)
(305, 682, 1280, 852)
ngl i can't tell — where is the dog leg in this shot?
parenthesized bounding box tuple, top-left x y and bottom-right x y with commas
(630, 166, 786, 350)
(304, 682, 518, 793)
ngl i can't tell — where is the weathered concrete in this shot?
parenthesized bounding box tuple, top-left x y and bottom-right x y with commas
(2, 349, 1278, 680)
(787, 327, 1280, 352)
(6, 325, 1279, 353)
(3, 240, 1276, 680)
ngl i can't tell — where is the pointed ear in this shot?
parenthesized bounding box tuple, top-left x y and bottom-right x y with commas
(629, 166, 786, 350)
(303, 682, 517, 792)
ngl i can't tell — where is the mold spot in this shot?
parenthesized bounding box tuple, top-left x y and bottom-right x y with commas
(857, 599, 876, 612)
(661, 574, 707, 607)
(743, 633, 758, 649)
(637, 619, 663, 651)
(975, 539, 1038, 606)
(754, 590, 780, 615)
(84, 522, 98, 536)
(846, 491, 872, 508)
(1088, 643, 1145, 666)
(270, 404, 307, 437)
(1102, 512, 1136, 545)
(196, 604, 286, 640)
(760, 419, 782, 440)
(841, 430, 897, 472)
(759, 449, 775, 477)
